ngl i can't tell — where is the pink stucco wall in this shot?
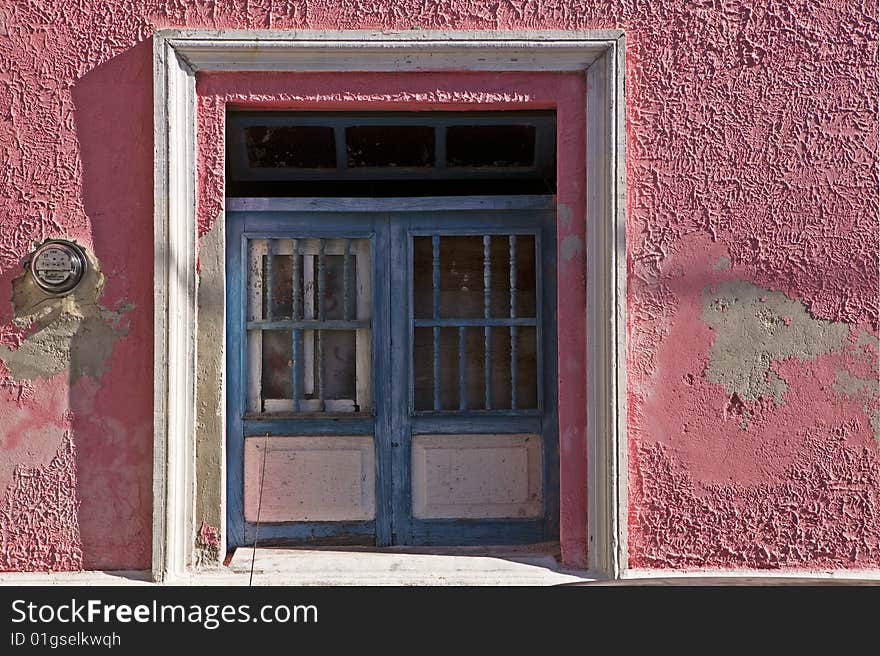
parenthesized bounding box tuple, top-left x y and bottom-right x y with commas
(0, 2, 877, 572)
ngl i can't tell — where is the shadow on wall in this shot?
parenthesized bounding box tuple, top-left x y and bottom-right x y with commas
(67, 38, 155, 570)
(0, 39, 156, 572)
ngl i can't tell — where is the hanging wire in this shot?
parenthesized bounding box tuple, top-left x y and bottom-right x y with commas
(249, 432, 270, 587)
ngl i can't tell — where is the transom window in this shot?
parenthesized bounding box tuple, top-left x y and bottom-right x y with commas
(226, 111, 557, 197)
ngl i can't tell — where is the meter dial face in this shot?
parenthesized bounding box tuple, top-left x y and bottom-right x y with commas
(30, 241, 87, 294)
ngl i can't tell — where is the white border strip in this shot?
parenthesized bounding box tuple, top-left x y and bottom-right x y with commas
(153, 35, 199, 582)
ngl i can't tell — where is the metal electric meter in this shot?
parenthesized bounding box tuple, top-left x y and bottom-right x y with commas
(29, 240, 88, 295)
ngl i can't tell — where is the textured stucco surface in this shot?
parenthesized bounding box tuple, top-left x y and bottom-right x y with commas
(0, 1, 876, 572)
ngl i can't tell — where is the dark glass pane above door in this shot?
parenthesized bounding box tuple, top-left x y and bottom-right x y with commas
(226, 111, 556, 197)
(446, 124, 536, 167)
(245, 125, 337, 168)
(346, 125, 435, 168)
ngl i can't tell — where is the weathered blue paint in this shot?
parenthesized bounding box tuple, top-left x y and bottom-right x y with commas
(243, 418, 375, 436)
(410, 518, 545, 546)
(373, 220, 394, 546)
(509, 235, 518, 410)
(243, 521, 375, 545)
(227, 212, 386, 549)
(390, 215, 412, 544)
(411, 414, 541, 434)
(226, 217, 246, 547)
(292, 239, 302, 412)
(537, 225, 559, 538)
(393, 209, 557, 545)
(227, 195, 556, 213)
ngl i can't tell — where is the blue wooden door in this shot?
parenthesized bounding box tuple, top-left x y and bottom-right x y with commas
(226, 201, 557, 548)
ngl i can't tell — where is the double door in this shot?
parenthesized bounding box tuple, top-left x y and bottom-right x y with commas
(226, 200, 558, 547)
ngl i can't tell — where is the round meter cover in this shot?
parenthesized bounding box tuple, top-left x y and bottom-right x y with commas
(30, 240, 88, 294)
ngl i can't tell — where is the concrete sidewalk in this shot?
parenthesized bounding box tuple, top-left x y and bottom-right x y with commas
(0, 545, 876, 586)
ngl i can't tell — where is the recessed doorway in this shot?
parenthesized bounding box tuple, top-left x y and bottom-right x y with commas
(225, 111, 559, 548)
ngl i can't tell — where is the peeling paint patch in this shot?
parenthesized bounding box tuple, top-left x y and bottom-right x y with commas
(559, 234, 583, 263)
(198, 522, 220, 549)
(855, 332, 879, 353)
(194, 521, 221, 570)
(557, 203, 573, 230)
(0, 246, 132, 383)
(0, 373, 34, 406)
(712, 256, 730, 271)
(194, 214, 226, 567)
(835, 369, 880, 398)
(702, 281, 849, 402)
(198, 521, 220, 548)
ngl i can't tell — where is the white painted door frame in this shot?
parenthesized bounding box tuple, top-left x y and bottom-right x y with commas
(152, 29, 628, 583)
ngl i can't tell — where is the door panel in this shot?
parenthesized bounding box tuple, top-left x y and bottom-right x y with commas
(243, 435, 375, 522)
(411, 433, 542, 519)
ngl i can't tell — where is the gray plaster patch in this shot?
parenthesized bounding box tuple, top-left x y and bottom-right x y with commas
(701, 281, 849, 402)
(834, 369, 880, 441)
(558, 203, 574, 230)
(560, 234, 584, 263)
(194, 214, 226, 566)
(854, 330, 879, 353)
(0, 245, 132, 382)
(833, 369, 879, 398)
(712, 256, 731, 271)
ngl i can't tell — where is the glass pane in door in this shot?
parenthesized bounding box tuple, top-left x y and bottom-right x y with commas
(411, 234, 538, 411)
(247, 237, 372, 414)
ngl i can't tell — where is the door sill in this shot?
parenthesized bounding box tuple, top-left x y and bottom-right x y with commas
(222, 542, 592, 586)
